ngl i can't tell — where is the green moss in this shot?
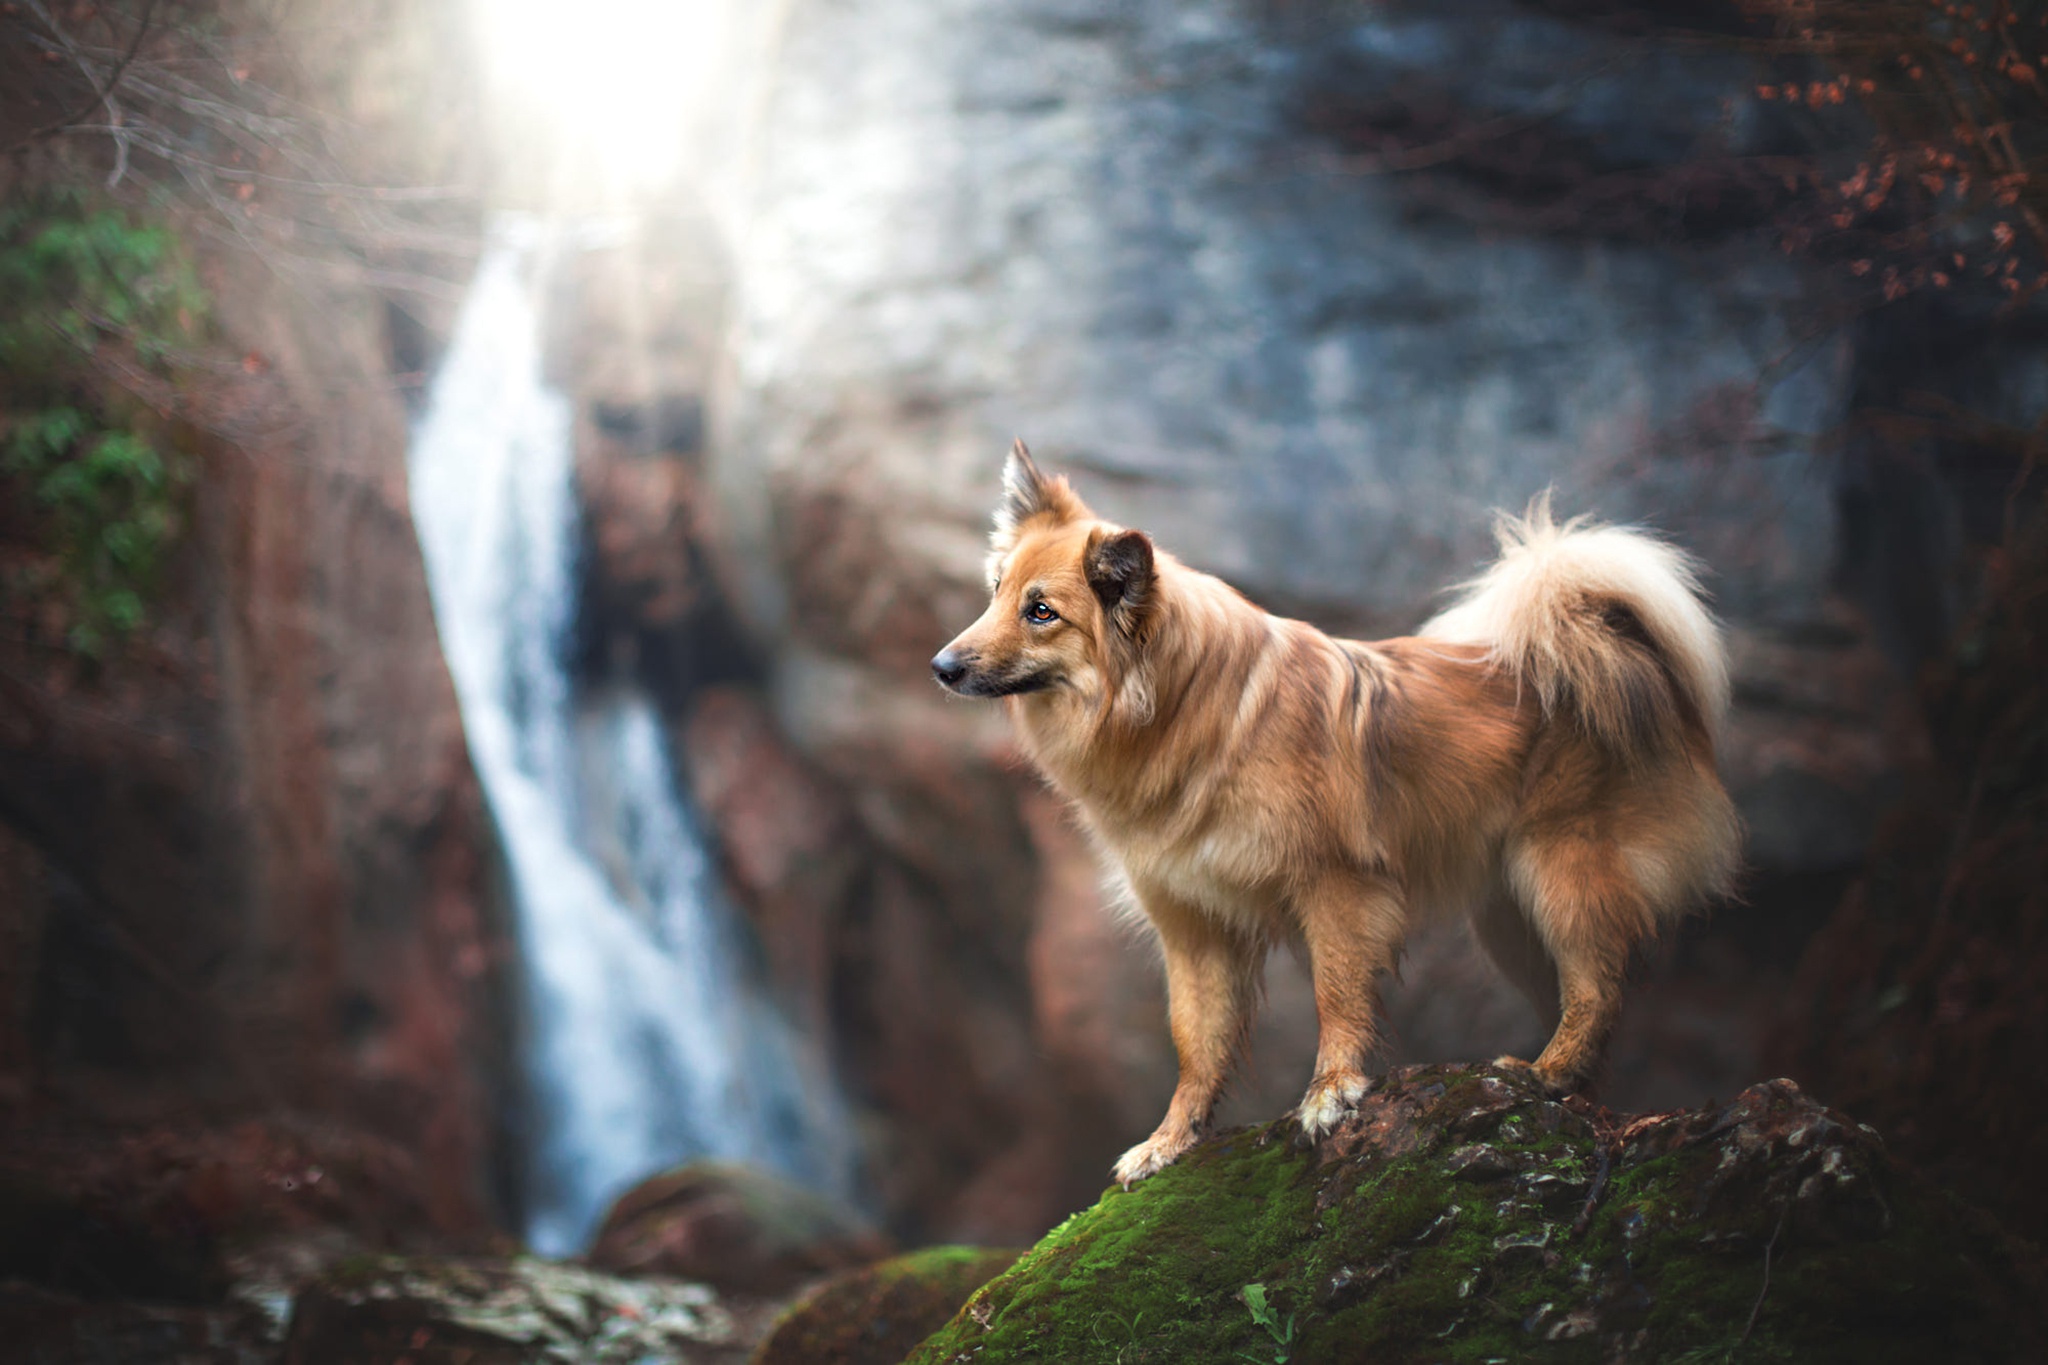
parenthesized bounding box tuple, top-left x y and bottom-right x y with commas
(906, 1065, 2047, 1364)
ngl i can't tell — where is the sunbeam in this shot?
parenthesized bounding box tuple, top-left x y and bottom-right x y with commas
(467, 0, 728, 196)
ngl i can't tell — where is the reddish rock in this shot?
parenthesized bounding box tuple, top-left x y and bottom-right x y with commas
(752, 1246, 1024, 1365)
(1767, 505, 2048, 1241)
(680, 688, 861, 1038)
(0, 20, 514, 1243)
(0, 1116, 489, 1306)
(579, 455, 707, 629)
(585, 1162, 893, 1296)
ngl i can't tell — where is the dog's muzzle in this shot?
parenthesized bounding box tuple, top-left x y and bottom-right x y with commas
(931, 648, 971, 689)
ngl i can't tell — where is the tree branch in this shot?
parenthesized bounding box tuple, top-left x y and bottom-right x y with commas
(2, 0, 163, 156)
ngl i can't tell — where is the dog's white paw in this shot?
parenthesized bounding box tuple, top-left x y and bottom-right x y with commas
(1112, 1128, 1197, 1188)
(1296, 1071, 1370, 1139)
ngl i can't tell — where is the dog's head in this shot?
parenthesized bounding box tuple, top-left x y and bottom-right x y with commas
(931, 441, 1155, 712)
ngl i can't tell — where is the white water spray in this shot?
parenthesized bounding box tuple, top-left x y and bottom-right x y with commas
(409, 216, 849, 1256)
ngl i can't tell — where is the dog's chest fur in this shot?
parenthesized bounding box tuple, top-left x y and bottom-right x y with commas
(1020, 706, 1295, 934)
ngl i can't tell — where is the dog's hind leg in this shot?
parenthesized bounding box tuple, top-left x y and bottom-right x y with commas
(1496, 835, 1646, 1096)
(1470, 891, 1561, 1034)
(1295, 870, 1407, 1139)
(1112, 890, 1262, 1187)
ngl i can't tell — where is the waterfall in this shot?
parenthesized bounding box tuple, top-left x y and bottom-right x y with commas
(408, 216, 849, 1256)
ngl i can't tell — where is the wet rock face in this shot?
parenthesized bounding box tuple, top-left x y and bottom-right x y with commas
(906, 1064, 2047, 1363)
(714, 0, 1903, 869)
(612, 0, 1931, 1238)
(0, 2, 512, 1238)
(583, 1162, 893, 1297)
(1766, 503, 2048, 1242)
(752, 1246, 1024, 1365)
(282, 1257, 744, 1365)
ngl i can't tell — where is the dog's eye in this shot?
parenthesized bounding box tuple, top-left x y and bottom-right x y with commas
(1026, 601, 1058, 623)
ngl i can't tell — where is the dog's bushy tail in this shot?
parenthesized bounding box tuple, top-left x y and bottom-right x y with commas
(1419, 494, 1728, 751)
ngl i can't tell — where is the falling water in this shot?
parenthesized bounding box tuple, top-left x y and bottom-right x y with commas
(409, 216, 849, 1256)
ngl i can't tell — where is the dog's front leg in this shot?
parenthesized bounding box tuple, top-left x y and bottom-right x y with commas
(1112, 892, 1260, 1188)
(1296, 871, 1406, 1138)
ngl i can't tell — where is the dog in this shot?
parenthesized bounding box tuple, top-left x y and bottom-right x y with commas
(932, 442, 1741, 1186)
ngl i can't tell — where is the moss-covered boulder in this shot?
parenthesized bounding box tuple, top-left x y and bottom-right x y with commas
(751, 1246, 1023, 1365)
(586, 1161, 893, 1295)
(908, 1064, 2047, 1363)
(282, 1255, 743, 1363)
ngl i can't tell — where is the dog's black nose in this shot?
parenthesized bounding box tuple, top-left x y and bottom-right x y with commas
(932, 649, 969, 687)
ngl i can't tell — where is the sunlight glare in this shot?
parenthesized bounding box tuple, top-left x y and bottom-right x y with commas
(469, 0, 727, 194)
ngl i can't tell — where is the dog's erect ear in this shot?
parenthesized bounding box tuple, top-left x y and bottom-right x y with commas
(1087, 527, 1154, 628)
(998, 439, 1052, 532)
(989, 440, 1089, 579)
(994, 438, 1088, 535)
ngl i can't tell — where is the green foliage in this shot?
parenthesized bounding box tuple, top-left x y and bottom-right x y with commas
(1091, 1307, 1146, 1363)
(1238, 1283, 1295, 1363)
(0, 192, 206, 655)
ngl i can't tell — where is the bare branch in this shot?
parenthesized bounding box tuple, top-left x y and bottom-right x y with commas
(2, 0, 164, 155)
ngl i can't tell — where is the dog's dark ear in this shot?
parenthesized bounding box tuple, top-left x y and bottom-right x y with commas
(1087, 528, 1154, 629)
(998, 439, 1051, 532)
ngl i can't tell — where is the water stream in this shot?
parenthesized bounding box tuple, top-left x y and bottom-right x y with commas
(408, 216, 848, 1256)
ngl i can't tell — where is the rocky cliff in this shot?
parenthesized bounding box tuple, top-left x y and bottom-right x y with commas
(559, 0, 1949, 1242)
(0, 0, 511, 1237)
(5, 0, 2038, 1270)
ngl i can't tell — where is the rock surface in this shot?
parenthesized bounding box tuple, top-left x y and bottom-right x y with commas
(592, 0, 1945, 1239)
(584, 1161, 894, 1296)
(283, 1256, 746, 1365)
(712, 0, 1898, 880)
(751, 1246, 1024, 1365)
(3, 1280, 274, 1365)
(906, 1063, 2046, 1363)
(0, 0, 513, 1237)
(0, 1118, 463, 1306)
(1767, 501, 2048, 1242)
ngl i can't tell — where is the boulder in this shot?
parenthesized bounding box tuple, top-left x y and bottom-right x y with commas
(0, 1117, 476, 1307)
(750, 1246, 1024, 1365)
(907, 1064, 2047, 1363)
(2, 1280, 274, 1365)
(584, 1162, 893, 1296)
(282, 1256, 742, 1365)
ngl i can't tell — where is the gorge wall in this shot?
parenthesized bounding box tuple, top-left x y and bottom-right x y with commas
(0, 0, 515, 1238)
(559, 0, 1943, 1240)
(4, 0, 2024, 1259)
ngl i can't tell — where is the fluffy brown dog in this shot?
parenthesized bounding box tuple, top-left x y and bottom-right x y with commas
(932, 442, 1741, 1186)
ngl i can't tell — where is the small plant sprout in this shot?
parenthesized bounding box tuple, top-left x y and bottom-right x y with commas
(1238, 1283, 1295, 1363)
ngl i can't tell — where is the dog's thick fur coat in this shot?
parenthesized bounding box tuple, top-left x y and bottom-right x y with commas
(933, 443, 1741, 1186)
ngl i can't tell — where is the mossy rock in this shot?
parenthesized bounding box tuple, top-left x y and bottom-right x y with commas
(751, 1246, 1024, 1365)
(282, 1254, 740, 1363)
(587, 1160, 893, 1295)
(907, 1064, 2048, 1364)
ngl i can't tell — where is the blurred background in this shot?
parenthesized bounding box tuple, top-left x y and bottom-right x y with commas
(2, 0, 2045, 1324)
